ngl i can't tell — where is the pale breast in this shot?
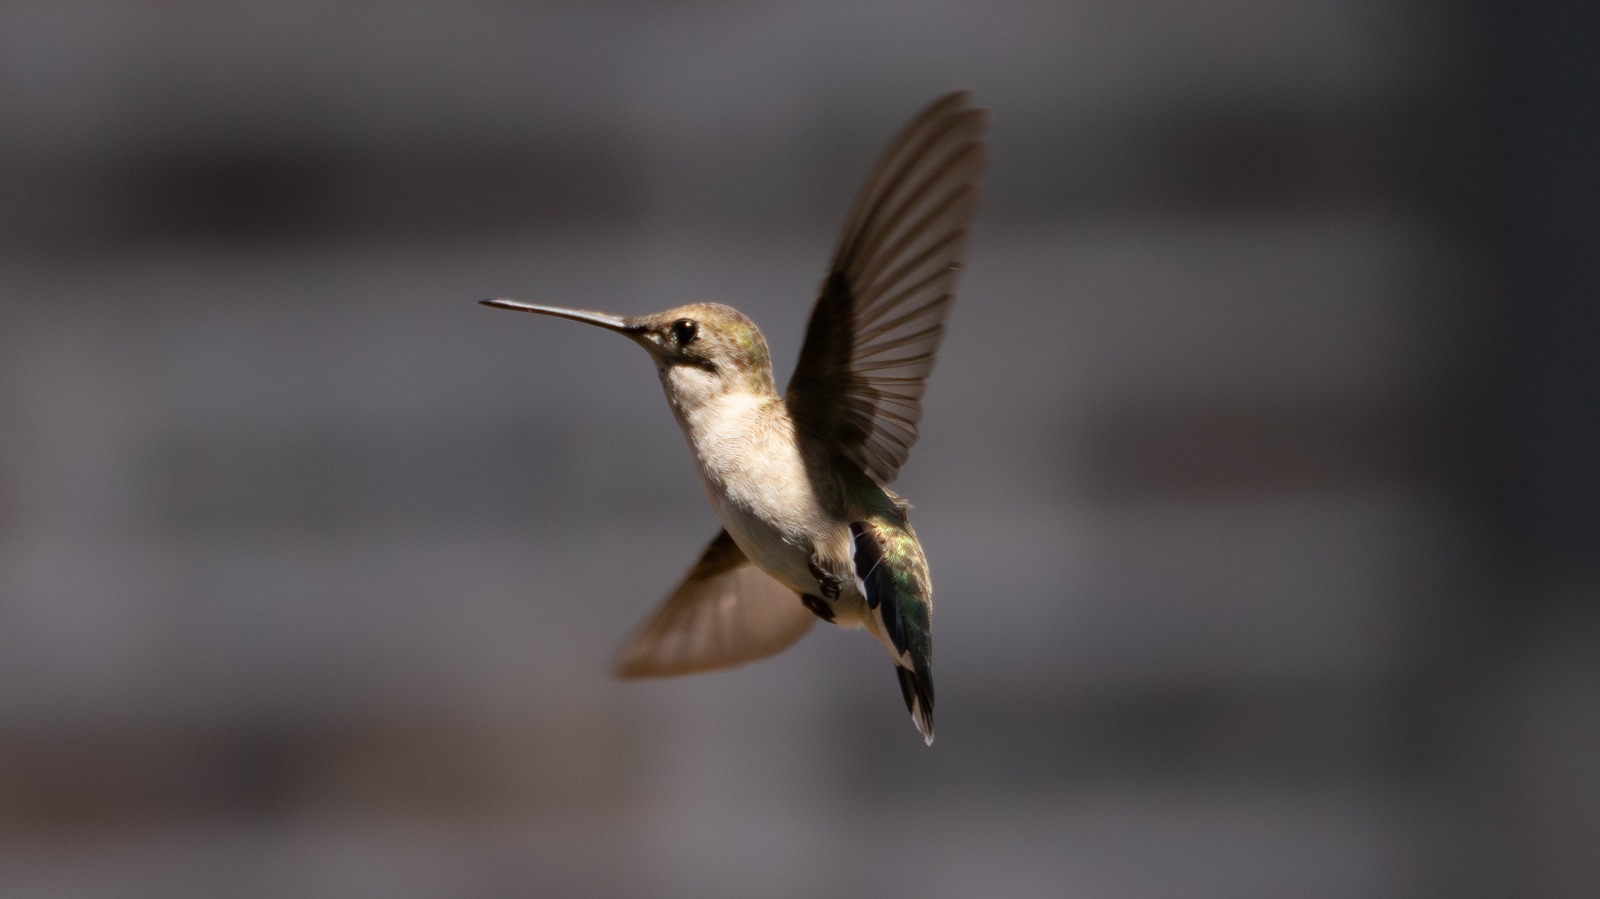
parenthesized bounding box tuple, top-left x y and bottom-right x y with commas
(677, 393, 828, 593)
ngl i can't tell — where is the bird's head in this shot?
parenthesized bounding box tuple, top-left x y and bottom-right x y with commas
(480, 299, 777, 405)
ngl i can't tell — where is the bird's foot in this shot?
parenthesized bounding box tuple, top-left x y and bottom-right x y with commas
(800, 593, 836, 623)
(808, 558, 842, 600)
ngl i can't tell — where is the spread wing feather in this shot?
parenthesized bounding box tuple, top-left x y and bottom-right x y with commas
(787, 92, 989, 485)
(615, 530, 814, 678)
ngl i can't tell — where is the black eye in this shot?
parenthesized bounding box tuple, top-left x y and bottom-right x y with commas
(671, 319, 699, 346)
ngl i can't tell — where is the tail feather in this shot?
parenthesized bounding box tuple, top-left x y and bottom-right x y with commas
(852, 519, 936, 745)
(896, 666, 935, 745)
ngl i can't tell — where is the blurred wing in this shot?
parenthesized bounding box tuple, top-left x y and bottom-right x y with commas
(786, 92, 989, 485)
(615, 530, 815, 678)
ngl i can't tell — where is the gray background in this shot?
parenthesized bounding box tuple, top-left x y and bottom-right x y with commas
(1, 2, 1595, 897)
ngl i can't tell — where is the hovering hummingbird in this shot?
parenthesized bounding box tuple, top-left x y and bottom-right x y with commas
(481, 92, 987, 744)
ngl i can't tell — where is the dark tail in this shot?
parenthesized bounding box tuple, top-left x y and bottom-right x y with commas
(896, 665, 935, 745)
(852, 520, 936, 746)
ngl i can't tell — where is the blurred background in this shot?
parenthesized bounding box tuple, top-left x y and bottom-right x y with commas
(0, 1, 1595, 897)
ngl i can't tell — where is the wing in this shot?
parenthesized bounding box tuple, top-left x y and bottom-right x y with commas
(615, 530, 815, 678)
(786, 91, 989, 485)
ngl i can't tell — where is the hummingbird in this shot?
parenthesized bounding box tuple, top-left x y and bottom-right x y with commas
(481, 92, 987, 744)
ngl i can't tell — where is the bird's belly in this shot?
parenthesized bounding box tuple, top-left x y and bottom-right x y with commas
(711, 493, 817, 592)
(709, 492, 870, 629)
(678, 392, 865, 624)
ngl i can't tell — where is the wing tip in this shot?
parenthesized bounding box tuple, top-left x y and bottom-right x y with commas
(610, 647, 747, 680)
(612, 643, 672, 680)
(928, 89, 984, 116)
(925, 90, 990, 134)
(612, 651, 656, 680)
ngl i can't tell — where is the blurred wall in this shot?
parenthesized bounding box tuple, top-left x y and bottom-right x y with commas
(0, 2, 1594, 898)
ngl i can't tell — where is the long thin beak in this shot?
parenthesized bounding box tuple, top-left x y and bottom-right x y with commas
(479, 299, 643, 335)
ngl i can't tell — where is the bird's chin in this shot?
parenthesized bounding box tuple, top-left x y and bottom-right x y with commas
(659, 360, 724, 406)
